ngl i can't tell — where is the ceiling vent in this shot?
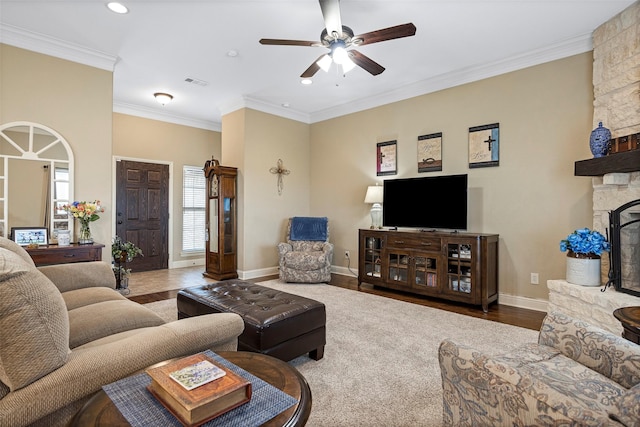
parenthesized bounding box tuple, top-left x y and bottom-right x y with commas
(184, 77, 208, 87)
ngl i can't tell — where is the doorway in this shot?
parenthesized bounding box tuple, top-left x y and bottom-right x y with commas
(115, 159, 169, 272)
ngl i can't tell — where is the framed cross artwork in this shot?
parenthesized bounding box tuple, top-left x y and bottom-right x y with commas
(417, 132, 442, 173)
(469, 123, 499, 168)
(377, 140, 397, 176)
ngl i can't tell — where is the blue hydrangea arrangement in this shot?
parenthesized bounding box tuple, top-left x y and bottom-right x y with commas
(560, 228, 610, 255)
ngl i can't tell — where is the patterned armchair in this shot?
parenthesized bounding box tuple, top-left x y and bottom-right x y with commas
(277, 217, 333, 283)
(439, 311, 640, 426)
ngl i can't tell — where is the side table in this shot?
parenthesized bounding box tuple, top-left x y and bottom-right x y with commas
(25, 243, 104, 266)
(69, 351, 311, 427)
(613, 307, 640, 344)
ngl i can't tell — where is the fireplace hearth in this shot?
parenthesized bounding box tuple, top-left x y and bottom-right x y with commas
(607, 199, 640, 296)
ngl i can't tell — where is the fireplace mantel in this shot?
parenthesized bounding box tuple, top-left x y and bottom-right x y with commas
(575, 150, 640, 176)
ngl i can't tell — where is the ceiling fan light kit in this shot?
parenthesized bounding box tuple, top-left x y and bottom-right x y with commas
(259, 0, 416, 79)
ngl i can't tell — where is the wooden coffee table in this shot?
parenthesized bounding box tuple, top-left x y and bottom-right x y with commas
(69, 351, 312, 427)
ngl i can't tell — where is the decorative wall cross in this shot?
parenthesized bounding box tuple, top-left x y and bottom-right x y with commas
(269, 159, 290, 195)
(484, 135, 496, 151)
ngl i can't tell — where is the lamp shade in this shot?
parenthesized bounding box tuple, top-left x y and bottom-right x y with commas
(364, 185, 383, 204)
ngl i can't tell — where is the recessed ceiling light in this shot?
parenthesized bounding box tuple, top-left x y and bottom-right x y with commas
(281, 103, 290, 108)
(106, 2, 128, 14)
(226, 50, 239, 57)
(301, 79, 313, 85)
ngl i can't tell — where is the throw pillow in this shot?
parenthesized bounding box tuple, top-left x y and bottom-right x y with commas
(0, 248, 70, 390)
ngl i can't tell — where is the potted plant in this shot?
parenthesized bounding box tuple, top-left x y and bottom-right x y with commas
(112, 236, 143, 293)
(560, 227, 610, 287)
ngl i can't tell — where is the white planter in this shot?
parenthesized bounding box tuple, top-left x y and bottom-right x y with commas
(566, 252, 601, 287)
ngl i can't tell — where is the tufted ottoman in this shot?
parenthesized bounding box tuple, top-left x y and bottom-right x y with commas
(177, 280, 326, 362)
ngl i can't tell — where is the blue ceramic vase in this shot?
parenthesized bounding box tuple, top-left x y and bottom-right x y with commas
(589, 122, 611, 158)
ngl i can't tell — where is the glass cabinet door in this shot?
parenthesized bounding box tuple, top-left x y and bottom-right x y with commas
(208, 198, 218, 253)
(223, 197, 234, 254)
(363, 236, 383, 279)
(414, 255, 438, 288)
(447, 243, 472, 294)
(387, 251, 410, 284)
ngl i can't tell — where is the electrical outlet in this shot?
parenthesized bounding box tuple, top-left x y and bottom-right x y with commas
(344, 250, 350, 259)
(531, 273, 539, 285)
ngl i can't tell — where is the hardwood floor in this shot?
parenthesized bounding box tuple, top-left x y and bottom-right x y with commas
(128, 267, 546, 331)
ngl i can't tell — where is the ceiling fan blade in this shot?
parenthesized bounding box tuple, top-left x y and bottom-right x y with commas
(259, 38, 320, 47)
(353, 23, 416, 46)
(301, 55, 328, 78)
(349, 50, 385, 76)
(319, 0, 343, 38)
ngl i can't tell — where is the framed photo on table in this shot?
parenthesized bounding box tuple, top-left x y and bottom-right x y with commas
(11, 227, 48, 246)
(377, 140, 397, 176)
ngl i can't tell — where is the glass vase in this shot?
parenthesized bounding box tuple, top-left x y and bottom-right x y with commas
(78, 221, 93, 244)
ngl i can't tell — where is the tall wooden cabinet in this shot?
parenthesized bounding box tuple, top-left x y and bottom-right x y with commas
(203, 158, 238, 280)
(359, 229, 499, 311)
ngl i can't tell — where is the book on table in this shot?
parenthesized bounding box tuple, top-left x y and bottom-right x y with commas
(145, 353, 252, 427)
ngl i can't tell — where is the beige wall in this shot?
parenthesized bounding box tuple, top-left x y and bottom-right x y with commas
(112, 113, 221, 266)
(0, 44, 113, 255)
(310, 53, 595, 302)
(222, 108, 310, 275)
(1, 42, 598, 305)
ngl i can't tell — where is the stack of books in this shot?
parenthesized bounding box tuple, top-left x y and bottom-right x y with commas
(146, 353, 252, 427)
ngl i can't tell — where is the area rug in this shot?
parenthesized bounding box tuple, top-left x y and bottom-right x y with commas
(144, 280, 539, 426)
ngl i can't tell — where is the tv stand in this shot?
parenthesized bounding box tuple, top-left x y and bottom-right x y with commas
(358, 229, 499, 312)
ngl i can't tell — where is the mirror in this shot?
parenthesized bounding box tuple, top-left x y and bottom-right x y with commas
(0, 122, 74, 240)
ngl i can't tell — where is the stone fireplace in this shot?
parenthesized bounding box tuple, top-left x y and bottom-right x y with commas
(547, 1, 640, 335)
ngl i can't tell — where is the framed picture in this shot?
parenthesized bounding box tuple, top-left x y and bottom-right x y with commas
(469, 123, 499, 168)
(377, 140, 397, 176)
(11, 227, 48, 246)
(417, 132, 442, 172)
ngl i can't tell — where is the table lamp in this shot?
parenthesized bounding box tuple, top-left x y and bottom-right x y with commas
(364, 184, 384, 229)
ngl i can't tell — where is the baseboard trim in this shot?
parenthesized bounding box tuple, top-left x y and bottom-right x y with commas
(330, 266, 547, 313)
(498, 293, 548, 313)
(178, 263, 548, 313)
(239, 267, 279, 280)
(170, 258, 205, 269)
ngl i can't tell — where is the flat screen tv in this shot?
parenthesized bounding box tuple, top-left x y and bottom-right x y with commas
(383, 174, 467, 230)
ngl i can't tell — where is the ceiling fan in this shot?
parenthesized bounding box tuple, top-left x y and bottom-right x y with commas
(259, 0, 416, 78)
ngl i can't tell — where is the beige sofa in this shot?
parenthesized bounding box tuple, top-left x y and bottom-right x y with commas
(439, 311, 640, 426)
(0, 237, 245, 426)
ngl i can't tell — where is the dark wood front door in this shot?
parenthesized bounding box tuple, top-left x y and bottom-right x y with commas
(116, 160, 169, 272)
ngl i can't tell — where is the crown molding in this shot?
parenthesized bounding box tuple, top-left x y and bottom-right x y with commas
(309, 32, 593, 123)
(113, 101, 221, 131)
(219, 96, 311, 124)
(0, 23, 117, 71)
(1, 21, 593, 129)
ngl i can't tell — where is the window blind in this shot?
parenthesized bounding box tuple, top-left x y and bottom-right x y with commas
(182, 165, 206, 252)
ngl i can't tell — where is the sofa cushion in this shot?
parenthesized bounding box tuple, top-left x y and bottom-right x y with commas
(489, 345, 626, 423)
(609, 383, 640, 427)
(283, 250, 328, 270)
(68, 300, 165, 348)
(290, 241, 326, 252)
(0, 248, 70, 391)
(62, 286, 128, 310)
(539, 311, 640, 389)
